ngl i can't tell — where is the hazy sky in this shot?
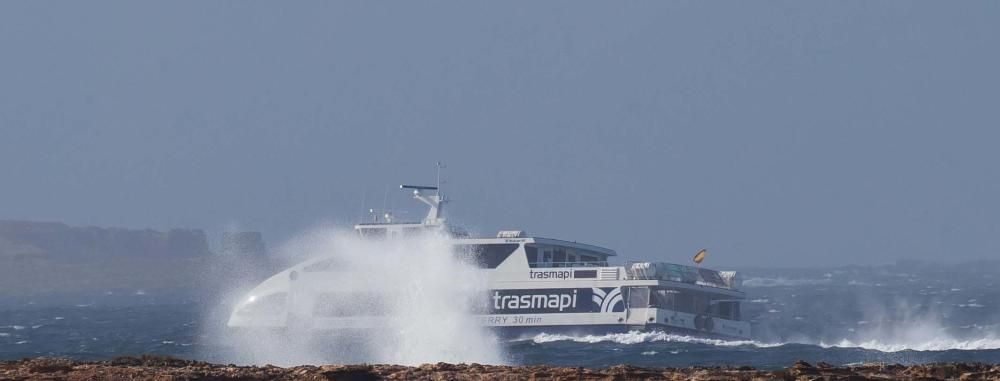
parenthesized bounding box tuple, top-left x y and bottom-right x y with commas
(1, 2, 997, 266)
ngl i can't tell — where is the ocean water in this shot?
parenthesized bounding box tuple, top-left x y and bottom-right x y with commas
(1, 262, 998, 369)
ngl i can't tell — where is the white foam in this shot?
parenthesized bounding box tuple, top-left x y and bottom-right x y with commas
(820, 337, 1000, 352)
(524, 329, 1000, 353)
(528, 330, 782, 348)
(209, 229, 503, 366)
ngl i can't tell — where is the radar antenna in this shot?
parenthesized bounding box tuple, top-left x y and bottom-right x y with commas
(401, 162, 448, 225)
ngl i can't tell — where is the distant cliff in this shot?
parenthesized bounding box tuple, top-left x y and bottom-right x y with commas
(0, 220, 276, 300)
(0, 220, 210, 261)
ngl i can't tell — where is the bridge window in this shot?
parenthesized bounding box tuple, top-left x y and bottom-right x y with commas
(455, 244, 519, 269)
(357, 228, 386, 239)
(527, 245, 609, 268)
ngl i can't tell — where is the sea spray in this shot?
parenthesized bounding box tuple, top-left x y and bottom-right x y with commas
(201, 227, 503, 365)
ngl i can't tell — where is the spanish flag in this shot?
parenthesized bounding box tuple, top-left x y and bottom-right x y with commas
(693, 248, 706, 265)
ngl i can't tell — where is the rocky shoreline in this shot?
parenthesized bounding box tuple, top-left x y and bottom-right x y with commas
(1, 356, 998, 380)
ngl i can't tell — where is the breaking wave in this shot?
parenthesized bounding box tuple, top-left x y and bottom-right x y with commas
(203, 228, 503, 366)
(819, 337, 1000, 352)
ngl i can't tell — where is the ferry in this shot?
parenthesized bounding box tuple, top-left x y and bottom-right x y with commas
(228, 183, 751, 340)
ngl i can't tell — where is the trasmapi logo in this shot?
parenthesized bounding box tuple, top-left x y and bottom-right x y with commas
(529, 270, 572, 279)
(592, 287, 625, 313)
(490, 287, 625, 314)
(492, 289, 579, 313)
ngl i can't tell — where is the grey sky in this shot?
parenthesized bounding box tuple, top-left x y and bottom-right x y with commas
(1, 2, 997, 266)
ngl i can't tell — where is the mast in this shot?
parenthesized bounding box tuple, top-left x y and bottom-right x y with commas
(399, 184, 445, 225)
(400, 161, 448, 225)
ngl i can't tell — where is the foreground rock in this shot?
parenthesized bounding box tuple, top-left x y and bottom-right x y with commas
(1, 356, 998, 380)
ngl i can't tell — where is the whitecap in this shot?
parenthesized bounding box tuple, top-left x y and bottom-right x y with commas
(819, 337, 1000, 352)
(641, 351, 657, 355)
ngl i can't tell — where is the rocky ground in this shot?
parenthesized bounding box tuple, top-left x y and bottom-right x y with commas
(1, 356, 998, 380)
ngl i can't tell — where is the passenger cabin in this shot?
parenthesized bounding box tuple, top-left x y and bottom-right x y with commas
(353, 221, 616, 271)
(452, 232, 616, 270)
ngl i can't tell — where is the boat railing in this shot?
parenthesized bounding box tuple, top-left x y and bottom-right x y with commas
(529, 261, 609, 268)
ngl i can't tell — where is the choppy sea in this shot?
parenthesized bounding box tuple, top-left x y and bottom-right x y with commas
(1, 262, 998, 369)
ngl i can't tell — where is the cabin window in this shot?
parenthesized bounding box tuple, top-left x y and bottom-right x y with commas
(713, 301, 740, 320)
(525, 245, 538, 264)
(455, 244, 519, 269)
(553, 248, 566, 266)
(673, 293, 693, 313)
(693, 295, 709, 314)
(650, 288, 677, 309)
(627, 287, 650, 308)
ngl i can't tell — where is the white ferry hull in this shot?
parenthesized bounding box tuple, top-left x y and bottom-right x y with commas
(227, 181, 752, 341)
